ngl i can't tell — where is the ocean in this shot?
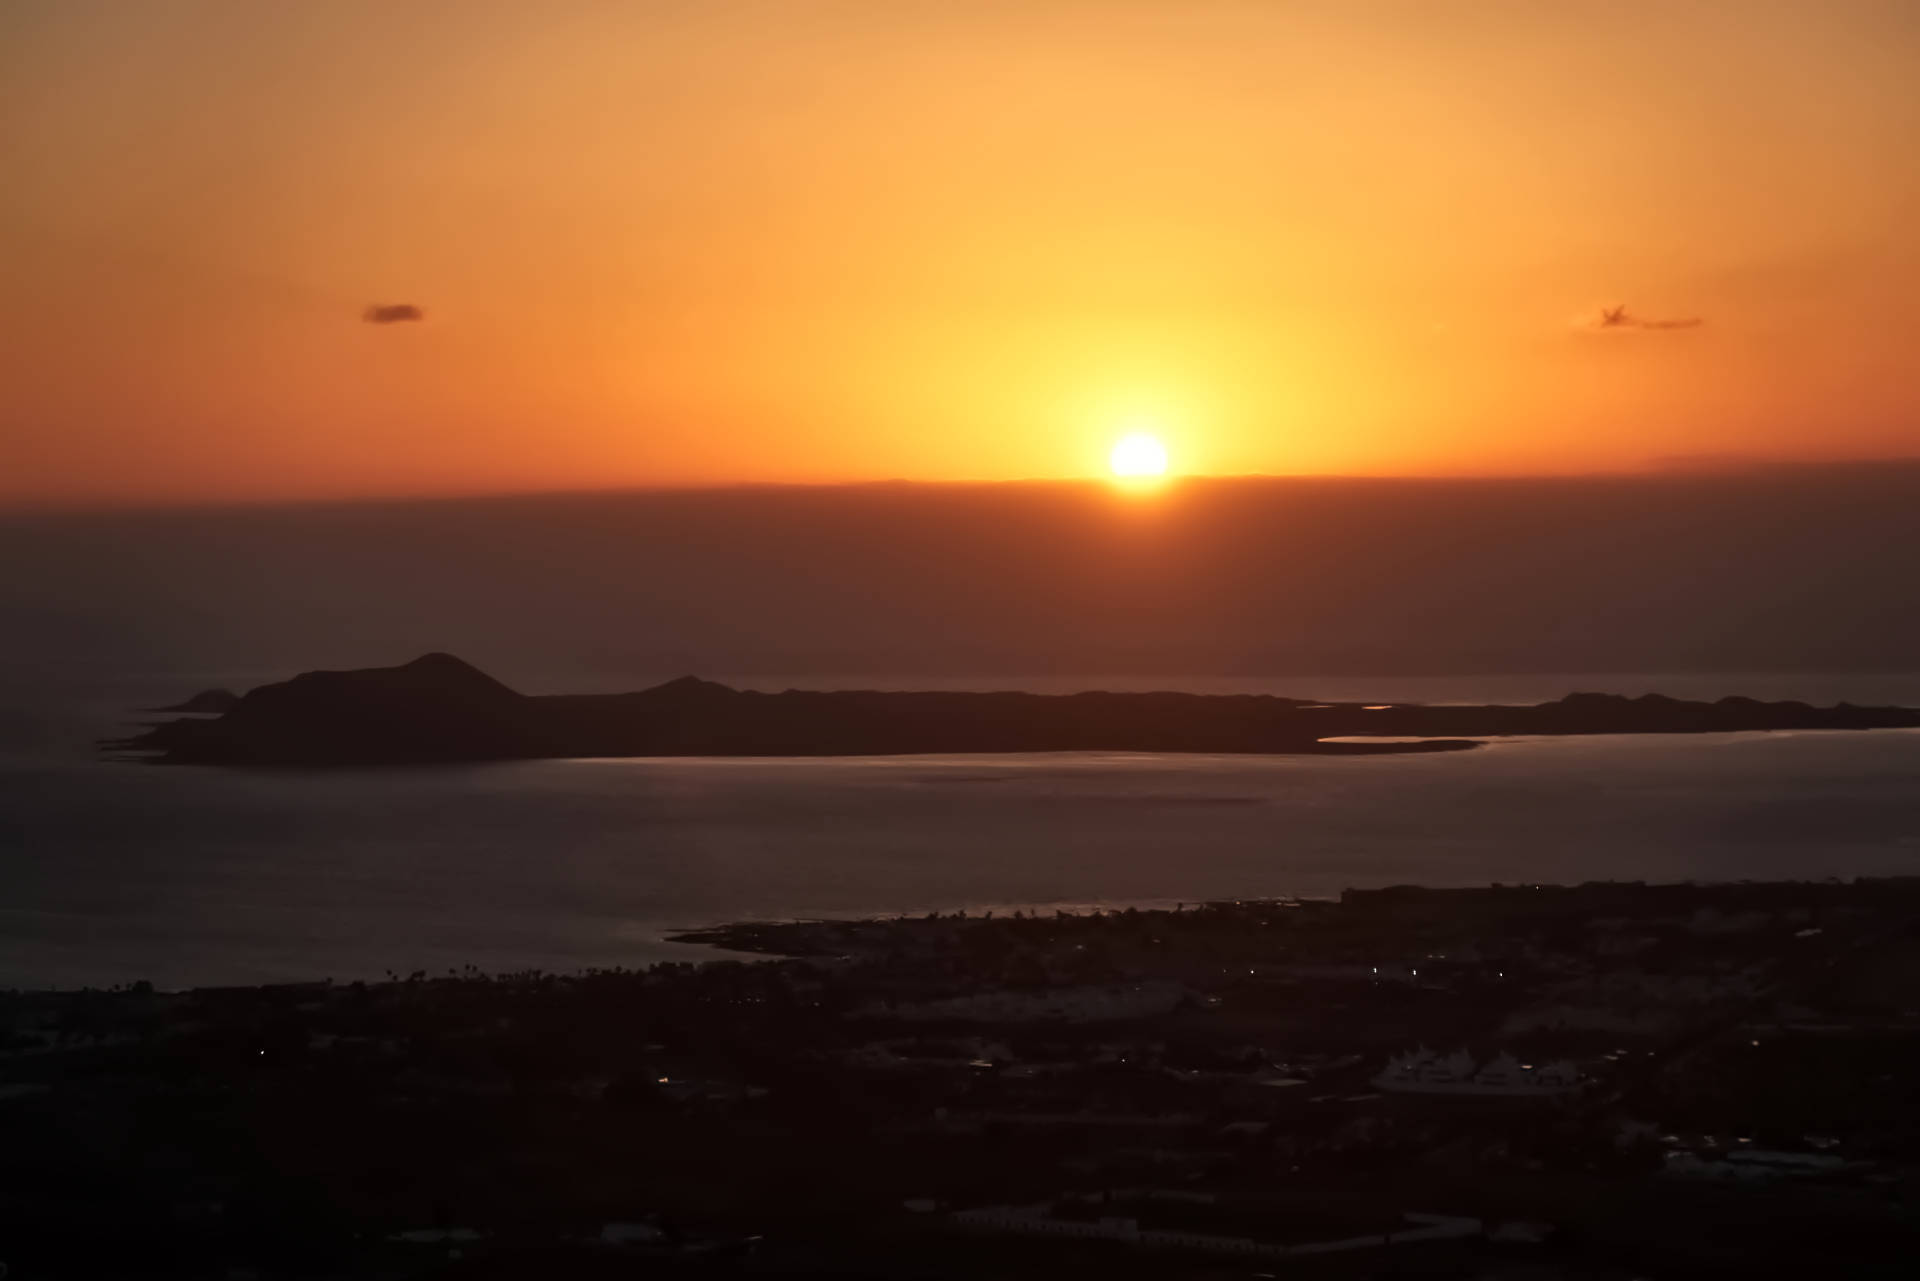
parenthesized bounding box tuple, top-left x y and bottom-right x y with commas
(3, 671, 1920, 990)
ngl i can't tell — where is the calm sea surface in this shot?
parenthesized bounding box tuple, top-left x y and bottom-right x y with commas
(3, 671, 1920, 990)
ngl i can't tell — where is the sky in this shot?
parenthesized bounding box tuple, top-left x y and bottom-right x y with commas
(4, 0, 1919, 506)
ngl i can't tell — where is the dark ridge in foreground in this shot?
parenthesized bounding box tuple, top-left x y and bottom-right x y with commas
(109, 652, 1920, 765)
(7, 878, 1920, 1278)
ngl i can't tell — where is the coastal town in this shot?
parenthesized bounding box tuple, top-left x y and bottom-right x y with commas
(4, 877, 1919, 1277)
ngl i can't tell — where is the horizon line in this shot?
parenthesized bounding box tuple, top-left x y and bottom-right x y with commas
(9, 455, 1920, 518)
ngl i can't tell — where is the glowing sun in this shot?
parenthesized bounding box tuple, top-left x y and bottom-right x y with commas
(1108, 432, 1169, 480)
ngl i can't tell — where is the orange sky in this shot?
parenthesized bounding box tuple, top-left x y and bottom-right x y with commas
(4, 0, 1919, 506)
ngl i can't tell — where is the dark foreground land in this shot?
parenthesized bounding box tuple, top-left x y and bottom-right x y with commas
(6, 879, 1920, 1278)
(116, 653, 1920, 765)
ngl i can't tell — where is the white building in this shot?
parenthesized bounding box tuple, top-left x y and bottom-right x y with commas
(1372, 1046, 1585, 1096)
(1662, 1149, 1857, 1182)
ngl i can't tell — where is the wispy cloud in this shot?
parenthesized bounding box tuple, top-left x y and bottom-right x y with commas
(362, 303, 425, 324)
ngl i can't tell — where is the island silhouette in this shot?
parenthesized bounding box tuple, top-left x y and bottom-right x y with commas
(111, 653, 1920, 766)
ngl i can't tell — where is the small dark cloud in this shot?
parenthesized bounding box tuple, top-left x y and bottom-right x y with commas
(1592, 304, 1701, 331)
(362, 303, 424, 324)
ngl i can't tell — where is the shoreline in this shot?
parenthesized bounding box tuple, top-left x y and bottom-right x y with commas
(5, 871, 1914, 995)
(660, 873, 1920, 963)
